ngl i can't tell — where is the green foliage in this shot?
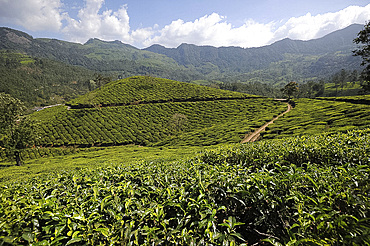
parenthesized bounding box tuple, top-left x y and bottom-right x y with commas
(0, 93, 37, 165)
(0, 130, 369, 245)
(262, 96, 370, 139)
(353, 21, 370, 92)
(218, 81, 283, 98)
(0, 145, 207, 184)
(322, 81, 364, 97)
(0, 25, 364, 104)
(282, 81, 299, 99)
(0, 93, 25, 133)
(168, 113, 188, 133)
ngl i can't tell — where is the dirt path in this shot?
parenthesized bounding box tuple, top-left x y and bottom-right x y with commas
(241, 102, 292, 143)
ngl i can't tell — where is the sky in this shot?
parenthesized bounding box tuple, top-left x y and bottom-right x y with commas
(0, 0, 369, 49)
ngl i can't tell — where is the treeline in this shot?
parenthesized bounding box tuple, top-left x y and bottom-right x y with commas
(216, 68, 365, 99)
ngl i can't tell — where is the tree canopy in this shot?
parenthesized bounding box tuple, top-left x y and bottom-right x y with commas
(281, 81, 299, 99)
(353, 21, 370, 92)
(0, 93, 36, 165)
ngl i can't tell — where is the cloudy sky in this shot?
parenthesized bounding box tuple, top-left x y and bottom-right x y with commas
(0, 0, 369, 48)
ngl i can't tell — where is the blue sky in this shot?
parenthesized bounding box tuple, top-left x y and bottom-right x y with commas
(0, 0, 369, 48)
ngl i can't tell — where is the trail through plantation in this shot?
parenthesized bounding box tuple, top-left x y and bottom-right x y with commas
(241, 101, 292, 143)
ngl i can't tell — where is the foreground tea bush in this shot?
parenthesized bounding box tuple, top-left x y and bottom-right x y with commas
(0, 130, 369, 245)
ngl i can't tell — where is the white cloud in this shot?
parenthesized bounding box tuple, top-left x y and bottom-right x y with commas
(141, 4, 370, 48)
(273, 4, 370, 42)
(1, 0, 369, 48)
(142, 13, 275, 48)
(62, 0, 132, 44)
(0, 0, 63, 31)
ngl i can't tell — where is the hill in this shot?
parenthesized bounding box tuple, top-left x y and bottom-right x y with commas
(31, 76, 285, 147)
(0, 27, 200, 81)
(1, 75, 369, 245)
(67, 76, 256, 108)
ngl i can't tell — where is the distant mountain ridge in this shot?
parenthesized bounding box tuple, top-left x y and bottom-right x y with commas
(144, 24, 362, 75)
(0, 24, 364, 85)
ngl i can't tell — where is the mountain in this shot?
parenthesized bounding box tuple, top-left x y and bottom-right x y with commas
(144, 24, 363, 84)
(0, 24, 364, 105)
(0, 27, 198, 81)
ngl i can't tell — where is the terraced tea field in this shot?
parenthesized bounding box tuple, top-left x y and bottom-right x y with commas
(67, 76, 256, 108)
(1, 76, 370, 245)
(262, 96, 370, 139)
(33, 99, 286, 147)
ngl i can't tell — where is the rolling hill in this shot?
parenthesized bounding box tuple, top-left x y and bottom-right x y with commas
(31, 76, 285, 147)
(66, 76, 256, 108)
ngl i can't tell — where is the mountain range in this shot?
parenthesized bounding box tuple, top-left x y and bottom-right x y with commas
(0, 24, 364, 105)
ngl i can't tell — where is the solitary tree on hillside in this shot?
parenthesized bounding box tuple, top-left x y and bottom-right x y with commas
(168, 113, 188, 134)
(282, 81, 299, 99)
(0, 93, 37, 166)
(353, 21, 370, 92)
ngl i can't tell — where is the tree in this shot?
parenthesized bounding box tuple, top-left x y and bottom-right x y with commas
(281, 81, 299, 99)
(353, 21, 370, 92)
(94, 74, 111, 88)
(168, 113, 188, 134)
(339, 69, 347, 91)
(0, 93, 36, 166)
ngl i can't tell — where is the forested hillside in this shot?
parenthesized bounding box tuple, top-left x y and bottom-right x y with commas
(0, 51, 94, 106)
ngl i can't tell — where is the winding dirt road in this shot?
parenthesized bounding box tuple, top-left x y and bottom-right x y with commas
(241, 102, 292, 143)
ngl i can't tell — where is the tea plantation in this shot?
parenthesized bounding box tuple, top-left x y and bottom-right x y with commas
(29, 77, 285, 148)
(0, 130, 369, 245)
(67, 76, 256, 108)
(1, 77, 370, 245)
(262, 96, 370, 139)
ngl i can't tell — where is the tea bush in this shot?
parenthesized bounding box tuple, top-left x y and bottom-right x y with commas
(1, 130, 369, 245)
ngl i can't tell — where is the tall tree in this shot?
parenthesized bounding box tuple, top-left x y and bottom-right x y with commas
(353, 21, 370, 92)
(0, 93, 36, 166)
(281, 81, 299, 99)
